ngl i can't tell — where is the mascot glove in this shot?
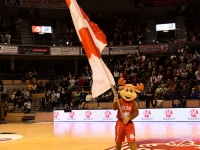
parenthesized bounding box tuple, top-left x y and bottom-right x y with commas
(123, 116, 130, 124)
(114, 97, 119, 103)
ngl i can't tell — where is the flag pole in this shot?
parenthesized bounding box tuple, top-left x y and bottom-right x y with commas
(99, 60, 124, 119)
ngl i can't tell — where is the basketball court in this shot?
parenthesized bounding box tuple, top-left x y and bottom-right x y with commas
(0, 122, 200, 150)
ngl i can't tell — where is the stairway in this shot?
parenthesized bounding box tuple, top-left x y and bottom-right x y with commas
(146, 19, 156, 43)
(20, 19, 33, 44)
(53, 21, 61, 39)
(176, 16, 186, 40)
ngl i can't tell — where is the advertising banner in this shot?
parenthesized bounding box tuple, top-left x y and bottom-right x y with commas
(135, 0, 195, 7)
(51, 47, 79, 56)
(0, 45, 18, 54)
(54, 108, 200, 122)
(81, 47, 109, 55)
(139, 44, 168, 53)
(110, 46, 138, 55)
(19, 46, 49, 55)
(32, 26, 52, 33)
(6, 0, 67, 9)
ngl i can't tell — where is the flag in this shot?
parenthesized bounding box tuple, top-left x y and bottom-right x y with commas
(66, 0, 115, 98)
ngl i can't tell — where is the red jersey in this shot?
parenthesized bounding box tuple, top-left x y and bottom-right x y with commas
(116, 98, 134, 120)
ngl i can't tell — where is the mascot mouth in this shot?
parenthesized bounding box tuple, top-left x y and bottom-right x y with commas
(125, 96, 131, 99)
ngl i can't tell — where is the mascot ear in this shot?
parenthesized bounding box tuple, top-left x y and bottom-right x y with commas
(118, 86, 125, 90)
(135, 83, 144, 93)
(118, 78, 126, 86)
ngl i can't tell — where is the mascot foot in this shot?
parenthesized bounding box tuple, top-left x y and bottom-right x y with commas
(129, 142, 137, 150)
(115, 143, 122, 150)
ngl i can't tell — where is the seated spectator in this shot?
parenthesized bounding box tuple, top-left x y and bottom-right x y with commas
(169, 88, 178, 100)
(160, 81, 166, 89)
(155, 84, 163, 94)
(195, 67, 200, 81)
(180, 84, 189, 99)
(24, 89, 30, 102)
(154, 92, 163, 108)
(181, 69, 188, 80)
(197, 86, 200, 99)
(86, 91, 92, 102)
(150, 73, 157, 84)
(160, 90, 170, 100)
(164, 71, 173, 81)
(79, 88, 87, 109)
(132, 73, 139, 86)
(23, 100, 31, 113)
(105, 91, 114, 102)
(157, 72, 163, 84)
(190, 87, 198, 99)
(31, 82, 37, 90)
(173, 99, 182, 108)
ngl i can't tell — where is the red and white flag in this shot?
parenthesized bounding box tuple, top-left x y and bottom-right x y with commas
(66, 0, 115, 98)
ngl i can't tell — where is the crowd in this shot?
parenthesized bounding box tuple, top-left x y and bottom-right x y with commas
(184, 5, 200, 41)
(143, 44, 200, 108)
(60, 13, 146, 46)
(4, 44, 200, 112)
(0, 15, 20, 44)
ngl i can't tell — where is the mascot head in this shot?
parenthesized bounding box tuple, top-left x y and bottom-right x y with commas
(118, 78, 144, 102)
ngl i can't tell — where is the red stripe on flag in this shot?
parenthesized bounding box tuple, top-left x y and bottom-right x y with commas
(79, 7, 107, 45)
(66, 0, 70, 7)
(79, 27, 101, 59)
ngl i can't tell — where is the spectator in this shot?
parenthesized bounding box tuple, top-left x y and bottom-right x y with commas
(86, 91, 92, 102)
(145, 88, 154, 108)
(169, 88, 178, 100)
(173, 99, 182, 108)
(79, 88, 87, 109)
(113, 69, 120, 83)
(180, 84, 189, 99)
(40, 97, 46, 111)
(197, 86, 200, 99)
(4, 101, 8, 116)
(24, 89, 30, 102)
(195, 67, 200, 81)
(5, 32, 11, 44)
(59, 88, 66, 107)
(51, 90, 58, 110)
(69, 76, 76, 88)
(190, 87, 198, 99)
(24, 101, 31, 113)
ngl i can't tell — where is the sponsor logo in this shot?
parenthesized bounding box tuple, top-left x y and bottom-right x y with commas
(0, 134, 23, 142)
(163, 110, 175, 120)
(54, 111, 59, 119)
(105, 138, 200, 150)
(122, 105, 131, 111)
(68, 111, 76, 120)
(129, 134, 135, 139)
(103, 111, 113, 120)
(188, 109, 200, 120)
(142, 110, 153, 120)
(84, 111, 93, 120)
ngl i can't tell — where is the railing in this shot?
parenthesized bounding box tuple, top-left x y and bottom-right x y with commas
(0, 74, 53, 80)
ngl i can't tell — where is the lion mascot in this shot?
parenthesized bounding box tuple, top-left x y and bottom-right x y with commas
(113, 78, 144, 150)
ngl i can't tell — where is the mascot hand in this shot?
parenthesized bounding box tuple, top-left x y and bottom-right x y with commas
(114, 97, 119, 103)
(123, 117, 130, 124)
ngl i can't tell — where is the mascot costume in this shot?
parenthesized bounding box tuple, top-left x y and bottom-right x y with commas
(113, 78, 144, 150)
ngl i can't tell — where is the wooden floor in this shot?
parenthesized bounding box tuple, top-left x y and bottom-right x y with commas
(0, 122, 200, 150)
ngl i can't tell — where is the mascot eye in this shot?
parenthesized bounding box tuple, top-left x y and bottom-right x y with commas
(130, 90, 132, 93)
(126, 89, 129, 92)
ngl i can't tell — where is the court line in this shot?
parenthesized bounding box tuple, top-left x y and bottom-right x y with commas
(169, 132, 200, 150)
(0, 124, 59, 147)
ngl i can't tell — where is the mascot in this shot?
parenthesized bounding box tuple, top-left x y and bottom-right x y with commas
(113, 78, 144, 150)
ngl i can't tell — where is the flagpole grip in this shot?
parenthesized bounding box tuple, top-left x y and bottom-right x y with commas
(110, 85, 124, 119)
